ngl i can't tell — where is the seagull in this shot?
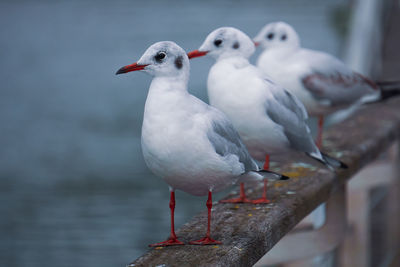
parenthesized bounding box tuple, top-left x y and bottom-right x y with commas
(253, 21, 382, 148)
(188, 27, 347, 204)
(116, 41, 287, 246)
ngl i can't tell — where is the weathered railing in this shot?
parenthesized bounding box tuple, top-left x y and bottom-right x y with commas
(127, 96, 400, 267)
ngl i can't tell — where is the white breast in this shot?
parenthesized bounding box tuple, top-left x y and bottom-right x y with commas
(207, 59, 290, 161)
(141, 83, 243, 196)
(257, 48, 324, 116)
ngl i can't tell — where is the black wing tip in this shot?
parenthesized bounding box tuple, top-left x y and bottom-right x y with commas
(319, 152, 348, 170)
(280, 174, 290, 180)
(376, 80, 400, 86)
(258, 169, 290, 180)
(339, 161, 348, 169)
(380, 89, 400, 101)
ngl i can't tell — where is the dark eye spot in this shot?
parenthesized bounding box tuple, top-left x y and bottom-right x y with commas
(154, 51, 166, 63)
(266, 33, 274, 40)
(214, 39, 222, 47)
(281, 34, 287, 41)
(232, 42, 240, 49)
(174, 56, 183, 69)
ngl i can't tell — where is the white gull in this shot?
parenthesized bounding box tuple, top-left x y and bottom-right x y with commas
(188, 27, 347, 203)
(116, 41, 287, 246)
(253, 22, 381, 148)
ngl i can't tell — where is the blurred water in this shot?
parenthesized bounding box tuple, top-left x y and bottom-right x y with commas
(0, 0, 348, 266)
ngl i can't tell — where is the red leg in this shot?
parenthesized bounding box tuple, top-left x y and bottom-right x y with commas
(190, 190, 222, 245)
(252, 155, 271, 204)
(219, 183, 252, 203)
(316, 115, 324, 149)
(263, 154, 270, 170)
(251, 179, 271, 204)
(149, 190, 184, 247)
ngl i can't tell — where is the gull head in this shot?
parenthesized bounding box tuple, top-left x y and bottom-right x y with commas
(253, 21, 300, 50)
(116, 41, 189, 78)
(188, 27, 255, 61)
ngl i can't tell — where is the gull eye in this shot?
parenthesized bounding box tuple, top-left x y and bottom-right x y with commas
(214, 39, 223, 47)
(154, 51, 166, 63)
(281, 34, 287, 41)
(266, 33, 274, 40)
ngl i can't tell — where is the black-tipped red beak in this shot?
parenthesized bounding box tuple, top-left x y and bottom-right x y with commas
(116, 63, 149, 75)
(187, 50, 208, 59)
(254, 41, 260, 47)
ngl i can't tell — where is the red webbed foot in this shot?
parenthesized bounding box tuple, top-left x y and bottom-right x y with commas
(219, 196, 252, 203)
(189, 236, 222, 245)
(251, 197, 271, 204)
(149, 237, 184, 247)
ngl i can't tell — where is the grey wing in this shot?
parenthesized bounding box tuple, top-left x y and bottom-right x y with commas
(302, 71, 378, 107)
(266, 86, 318, 154)
(298, 50, 378, 106)
(207, 109, 259, 172)
(272, 85, 308, 120)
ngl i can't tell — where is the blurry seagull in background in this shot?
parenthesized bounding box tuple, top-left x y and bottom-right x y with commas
(116, 41, 288, 246)
(253, 21, 400, 148)
(188, 27, 347, 204)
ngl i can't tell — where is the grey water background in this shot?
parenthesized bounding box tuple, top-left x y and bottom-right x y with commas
(0, 0, 349, 266)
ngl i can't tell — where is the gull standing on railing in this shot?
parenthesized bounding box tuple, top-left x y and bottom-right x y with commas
(116, 41, 287, 246)
(188, 27, 347, 204)
(253, 22, 385, 148)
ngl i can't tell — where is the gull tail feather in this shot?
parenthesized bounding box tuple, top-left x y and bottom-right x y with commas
(362, 80, 400, 104)
(321, 152, 348, 169)
(256, 169, 290, 181)
(329, 86, 400, 125)
(376, 80, 400, 88)
(306, 152, 348, 171)
(379, 88, 400, 101)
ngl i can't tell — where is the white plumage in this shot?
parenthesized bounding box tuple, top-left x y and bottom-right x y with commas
(254, 21, 380, 117)
(189, 27, 345, 204)
(116, 41, 285, 246)
(190, 27, 338, 166)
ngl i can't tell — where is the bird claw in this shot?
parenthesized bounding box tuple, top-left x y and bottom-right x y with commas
(148, 237, 185, 247)
(251, 197, 271, 204)
(219, 197, 252, 203)
(189, 236, 222, 245)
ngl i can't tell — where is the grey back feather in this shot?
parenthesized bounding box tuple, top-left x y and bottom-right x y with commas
(265, 84, 318, 154)
(207, 111, 258, 172)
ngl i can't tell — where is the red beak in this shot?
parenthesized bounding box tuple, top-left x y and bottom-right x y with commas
(254, 41, 260, 47)
(187, 50, 208, 59)
(116, 62, 149, 75)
